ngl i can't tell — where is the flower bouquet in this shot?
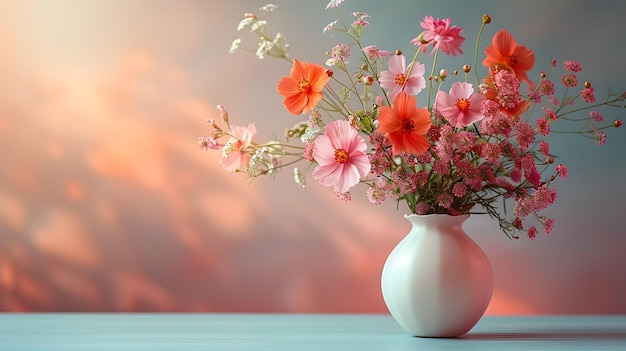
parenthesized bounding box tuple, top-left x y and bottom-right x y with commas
(200, 1, 623, 240)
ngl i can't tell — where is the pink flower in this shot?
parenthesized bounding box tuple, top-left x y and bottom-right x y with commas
(555, 164, 568, 180)
(379, 54, 426, 103)
(361, 45, 392, 60)
(527, 226, 537, 240)
(412, 16, 465, 57)
(564, 60, 582, 72)
(312, 120, 371, 193)
(581, 86, 595, 103)
(561, 74, 578, 87)
(220, 123, 257, 172)
(590, 111, 604, 122)
(325, 0, 344, 9)
(435, 82, 486, 128)
(367, 185, 386, 205)
(544, 218, 555, 234)
(537, 117, 550, 136)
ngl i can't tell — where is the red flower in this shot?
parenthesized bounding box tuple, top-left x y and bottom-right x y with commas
(377, 92, 432, 156)
(483, 29, 535, 88)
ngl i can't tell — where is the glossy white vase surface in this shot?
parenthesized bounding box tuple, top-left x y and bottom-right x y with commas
(381, 214, 493, 337)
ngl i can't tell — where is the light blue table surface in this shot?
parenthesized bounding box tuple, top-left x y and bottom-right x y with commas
(1, 313, 625, 350)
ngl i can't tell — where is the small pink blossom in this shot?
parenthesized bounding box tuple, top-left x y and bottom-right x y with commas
(379, 54, 426, 102)
(335, 190, 352, 202)
(562, 74, 578, 87)
(590, 111, 604, 122)
(452, 183, 468, 198)
(564, 60, 582, 72)
(480, 142, 502, 165)
(596, 131, 607, 145)
(361, 45, 392, 60)
(544, 107, 558, 121)
(367, 185, 386, 205)
(493, 70, 522, 109)
(352, 18, 370, 27)
(416, 202, 430, 215)
(527, 226, 537, 240)
(435, 82, 486, 128)
(521, 154, 540, 186)
(198, 136, 220, 150)
(325, 0, 344, 9)
(352, 11, 370, 18)
(412, 16, 465, 57)
(437, 193, 454, 209)
(514, 121, 535, 151)
(539, 140, 549, 157)
(312, 120, 371, 193)
(322, 20, 337, 33)
(544, 218, 555, 234)
(537, 117, 550, 136)
(303, 142, 315, 162)
(555, 163, 568, 180)
(331, 43, 351, 61)
(581, 86, 595, 103)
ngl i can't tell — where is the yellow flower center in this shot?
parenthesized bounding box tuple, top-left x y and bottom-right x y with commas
(334, 148, 350, 163)
(456, 98, 470, 112)
(395, 73, 407, 86)
(298, 79, 311, 93)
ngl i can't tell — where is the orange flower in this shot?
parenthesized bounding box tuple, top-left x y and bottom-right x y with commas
(377, 92, 432, 156)
(482, 29, 535, 88)
(277, 59, 330, 115)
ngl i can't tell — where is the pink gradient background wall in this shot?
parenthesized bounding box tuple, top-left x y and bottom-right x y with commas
(1, 0, 625, 314)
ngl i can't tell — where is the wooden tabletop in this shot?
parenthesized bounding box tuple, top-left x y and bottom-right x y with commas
(1, 314, 625, 350)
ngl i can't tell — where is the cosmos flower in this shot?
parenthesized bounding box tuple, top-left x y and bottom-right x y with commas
(277, 59, 330, 115)
(411, 16, 465, 57)
(483, 29, 535, 88)
(377, 92, 432, 156)
(435, 82, 486, 128)
(311, 120, 371, 194)
(379, 54, 425, 103)
(220, 123, 257, 172)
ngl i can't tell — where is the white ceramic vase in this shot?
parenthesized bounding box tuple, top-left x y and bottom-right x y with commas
(381, 214, 493, 338)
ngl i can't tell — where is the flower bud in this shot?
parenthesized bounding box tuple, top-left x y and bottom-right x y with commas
(584, 81, 591, 89)
(615, 119, 623, 128)
(217, 104, 229, 122)
(325, 69, 333, 77)
(540, 72, 546, 79)
(482, 14, 492, 24)
(463, 64, 471, 73)
(395, 50, 402, 55)
(439, 69, 448, 80)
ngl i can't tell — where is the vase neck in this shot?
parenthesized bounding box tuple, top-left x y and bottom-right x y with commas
(404, 214, 469, 231)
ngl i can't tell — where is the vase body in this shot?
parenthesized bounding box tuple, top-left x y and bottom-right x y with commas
(381, 214, 493, 338)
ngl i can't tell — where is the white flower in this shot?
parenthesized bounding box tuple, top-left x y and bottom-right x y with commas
(229, 38, 242, 54)
(237, 17, 255, 31)
(256, 40, 273, 59)
(259, 4, 278, 12)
